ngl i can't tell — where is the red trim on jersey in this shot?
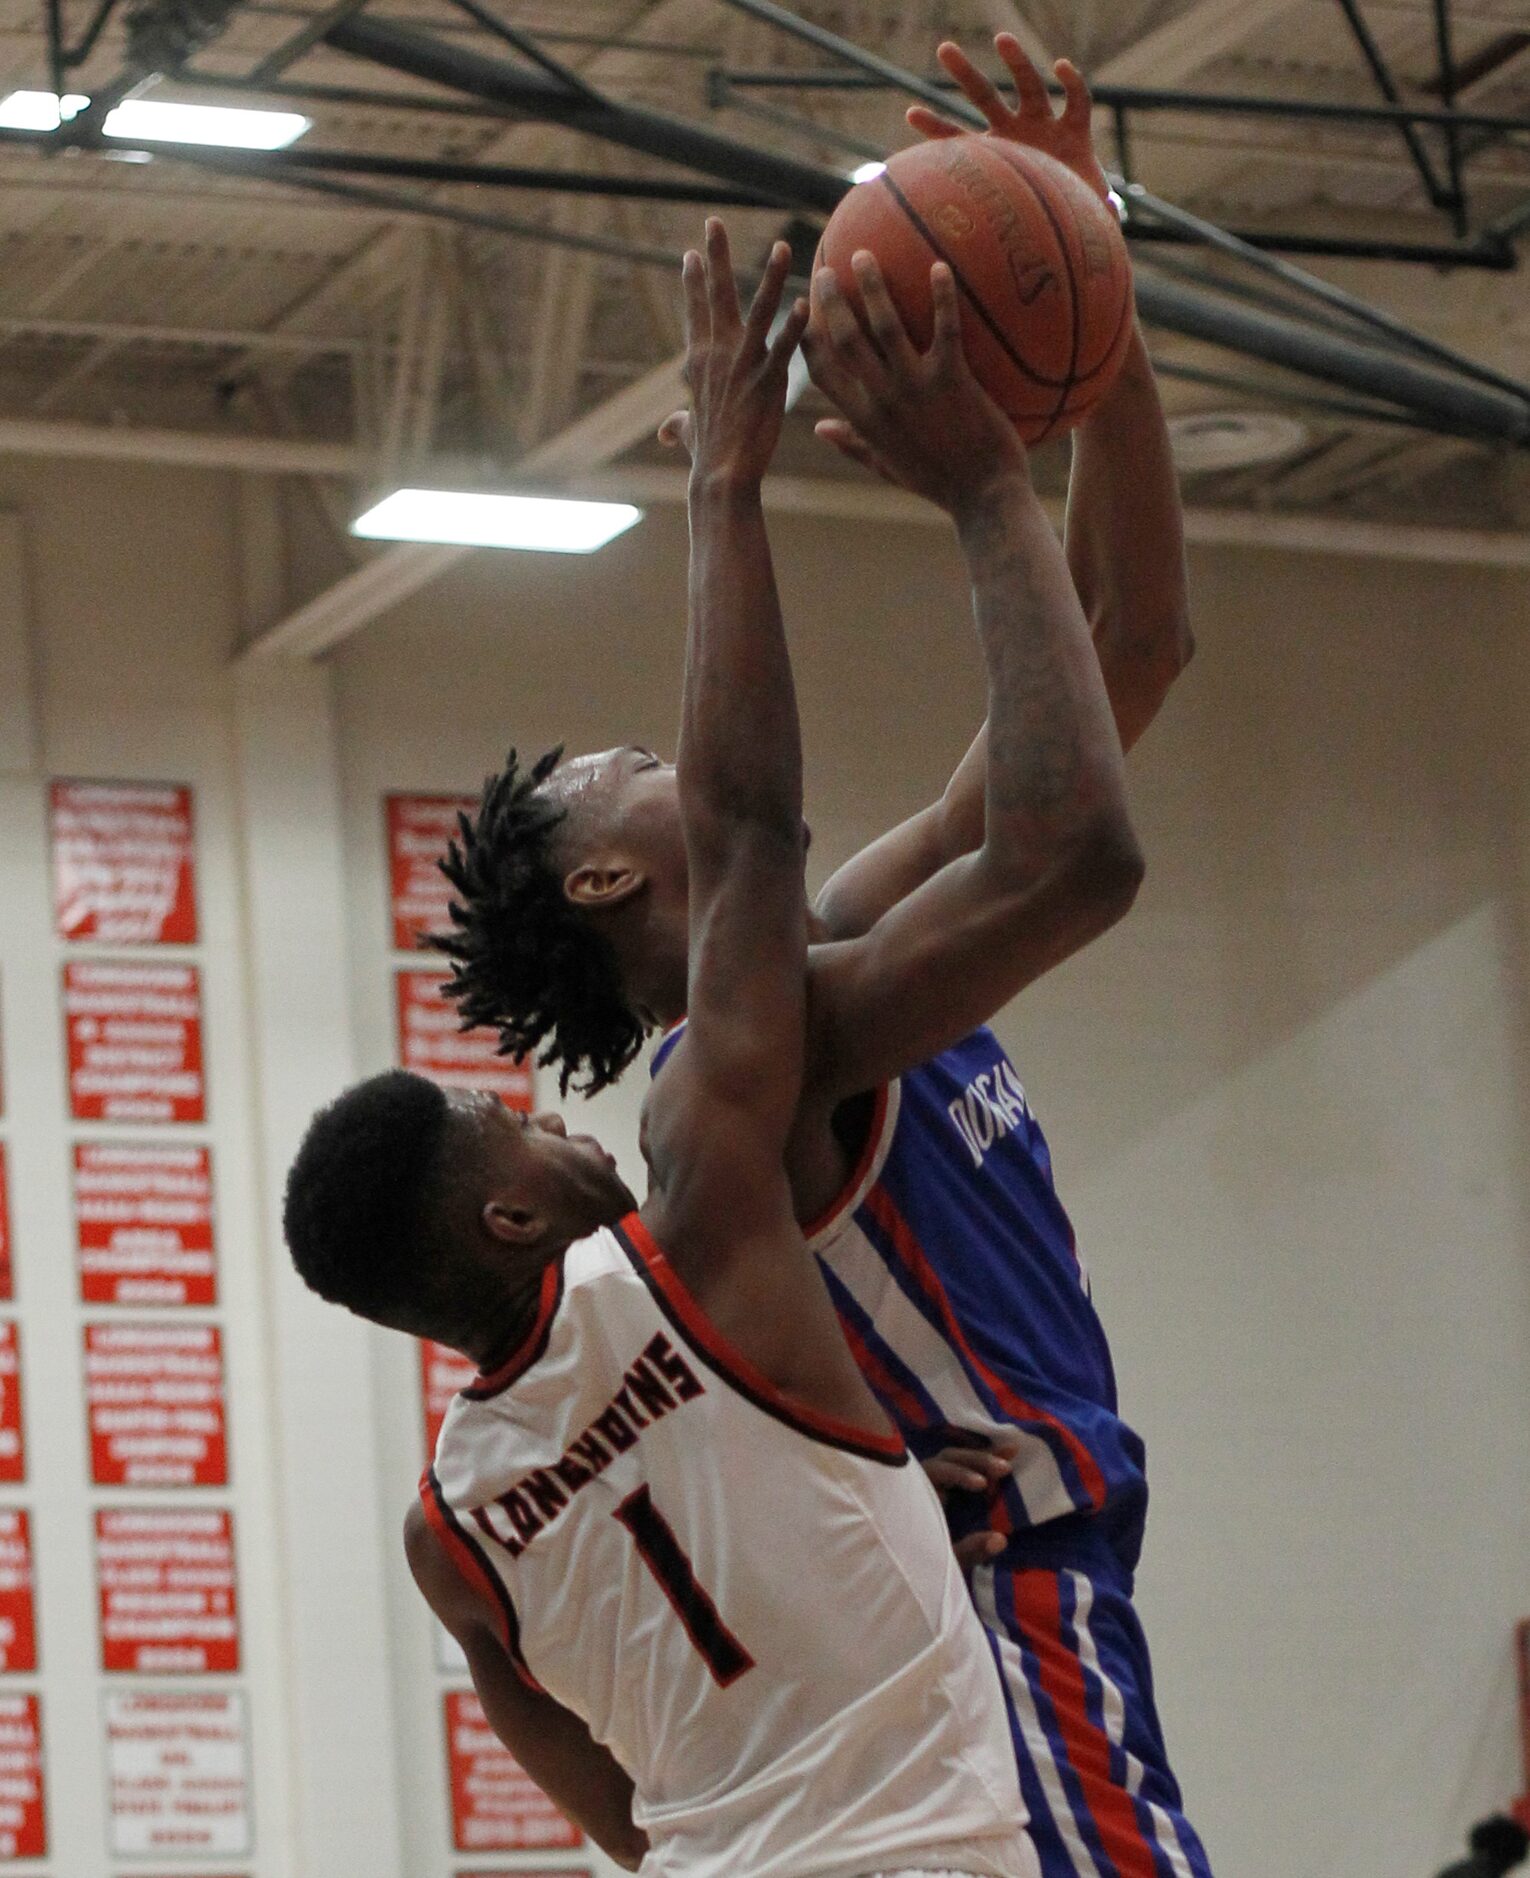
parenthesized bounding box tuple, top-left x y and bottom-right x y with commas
(804, 1083, 892, 1244)
(419, 1469, 542, 1691)
(616, 1212, 906, 1463)
(462, 1259, 563, 1399)
(836, 1310, 931, 1432)
(420, 1469, 507, 1647)
(864, 1186, 1108, 1513)
(1011, 1568, 1161, 1878)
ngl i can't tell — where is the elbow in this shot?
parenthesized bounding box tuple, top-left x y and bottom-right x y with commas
(1166, 605, 1196, 678)
(610, 1824, 649, 1871)
(932, 785, 984, 871)
(1061, 808, 1144, 935)
(1094, 590, 1195, 685)
(1116, 601, 1195, 686)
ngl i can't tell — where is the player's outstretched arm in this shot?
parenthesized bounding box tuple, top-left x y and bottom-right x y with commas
(800, 259, 1141, 1098)
(404, 1504, 647, 1870)
(813, 36, 1189, 942)
(920, 36, 1192, 749)
(646, 220, 811, 1244)
(1069, 325, 1193, 749)
(648, 226, 896, 1437)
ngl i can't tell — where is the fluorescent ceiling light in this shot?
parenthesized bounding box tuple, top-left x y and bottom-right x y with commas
(0, 89, 308, 147)
(850, 160, 887, 184)
(352, 490, 643, 554)
(0, 89, 88, 130)
(103, 98, 310, 149)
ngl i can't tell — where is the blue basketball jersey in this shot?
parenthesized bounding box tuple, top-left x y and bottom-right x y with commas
(651, 1024, 1149, 1572)
(651, 1025, 1211, 1875)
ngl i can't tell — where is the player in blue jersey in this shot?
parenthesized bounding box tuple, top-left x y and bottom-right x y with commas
(432, 38, 1208, 1878)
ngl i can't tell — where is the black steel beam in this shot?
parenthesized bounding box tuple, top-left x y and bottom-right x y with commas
(1142, 250, 1473, 351)
(0, 122, 780, 203)
(45, 0, 65, 104)
(228, 145, 779, 202)
(104, 138, 686, 269)
(716, 0, 960, 121)
(62, 0, 124, 68)
(712, 67, 1530, 137)
(184, 70, 514, 117)
(1431, 0, 1469, 235)
(701, 0, 1530, 433)
(442, 0, 602, 100)
(1132, 270, 1528, 441)
(1123, 219, 1513, 271)
(246, 0, 373, 83)
(1333, 0, 1450, 208)
(18, 8, 1527, 443)
(323, 12, 847, 213)
(242, 3, 719, 57)
(707, 3, 1529, 391)
(1117, 184, 1524, 393)
(1149, 356, 1487, 442)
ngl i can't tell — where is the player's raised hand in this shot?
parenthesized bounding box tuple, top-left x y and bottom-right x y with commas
(657, 219, 808, 487)
(804, 252, 1028, 517)
(907, 35, 1110, 204)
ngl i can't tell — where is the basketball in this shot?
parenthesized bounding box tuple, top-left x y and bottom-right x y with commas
(816, 134, 1134, 443)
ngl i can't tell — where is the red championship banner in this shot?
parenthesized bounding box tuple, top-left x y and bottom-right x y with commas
(0, 1694, 45, 1858)
(106, 1690, 250, 1858)
(0, 1145, 11, 1303)
(0, 1325, 23, 1484)
(74, 1143, 217, 1307)
(97, 1509, 238, 1674)
(64, 961, 206, 1124)
(51, 779, 198, 945)
(395, 969, 533, 1109)
(386, 793, 476, 952)
(419, 1339, 475, 1457)
(446, 1690, 582, 1852)
(0, 1512, 36, 1674)
(84, 1323, 228, 1488)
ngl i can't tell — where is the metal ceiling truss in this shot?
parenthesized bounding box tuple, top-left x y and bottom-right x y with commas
(23, 0, 1530, 454)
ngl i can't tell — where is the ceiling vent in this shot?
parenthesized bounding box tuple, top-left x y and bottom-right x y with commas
(1167, 411, 1310, 473)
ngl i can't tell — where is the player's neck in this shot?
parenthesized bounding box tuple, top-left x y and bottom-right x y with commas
(636, 936, 689, 1030)
(460, 1263, 558, 1376)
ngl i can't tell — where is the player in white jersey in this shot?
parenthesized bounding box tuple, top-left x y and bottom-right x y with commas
(284, 227, 1032, 1878)
(423, 1206, 1027, 1878)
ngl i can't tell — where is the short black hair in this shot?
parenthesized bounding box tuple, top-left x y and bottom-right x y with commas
(428, 747, 646, 1096)
(1468, 1817, 1530, 1871)
(283, 1070, 456, 1336)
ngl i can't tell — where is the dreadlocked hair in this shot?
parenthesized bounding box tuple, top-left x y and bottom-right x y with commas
(427, 747, 647, 1096)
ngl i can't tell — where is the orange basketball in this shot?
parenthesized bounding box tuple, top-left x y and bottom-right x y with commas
(816, 135, 1134, 444)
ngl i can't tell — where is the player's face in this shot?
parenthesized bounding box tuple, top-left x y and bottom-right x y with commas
(552, 745, 688, 902)
(553, 744, 813, 907)
(453, 1088, 637, 1247)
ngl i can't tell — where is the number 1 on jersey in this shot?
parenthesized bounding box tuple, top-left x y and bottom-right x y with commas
(614, 1486, 755, 1688)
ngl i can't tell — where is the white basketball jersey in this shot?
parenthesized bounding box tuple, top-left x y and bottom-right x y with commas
(426, 1212, 1032, 1878)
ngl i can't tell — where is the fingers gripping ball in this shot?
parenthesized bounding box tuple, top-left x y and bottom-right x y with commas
(817, 135, 1133, 444)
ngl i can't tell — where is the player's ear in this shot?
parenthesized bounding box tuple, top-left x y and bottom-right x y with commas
(564, 859, 645, 911)
(482, 1199, 547, 1248)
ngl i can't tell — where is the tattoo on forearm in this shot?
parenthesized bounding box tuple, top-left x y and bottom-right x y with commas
(962, 503, 1090, 834)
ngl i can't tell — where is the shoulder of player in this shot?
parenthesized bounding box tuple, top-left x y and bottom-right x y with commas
(402, 1497, 468, 1623)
